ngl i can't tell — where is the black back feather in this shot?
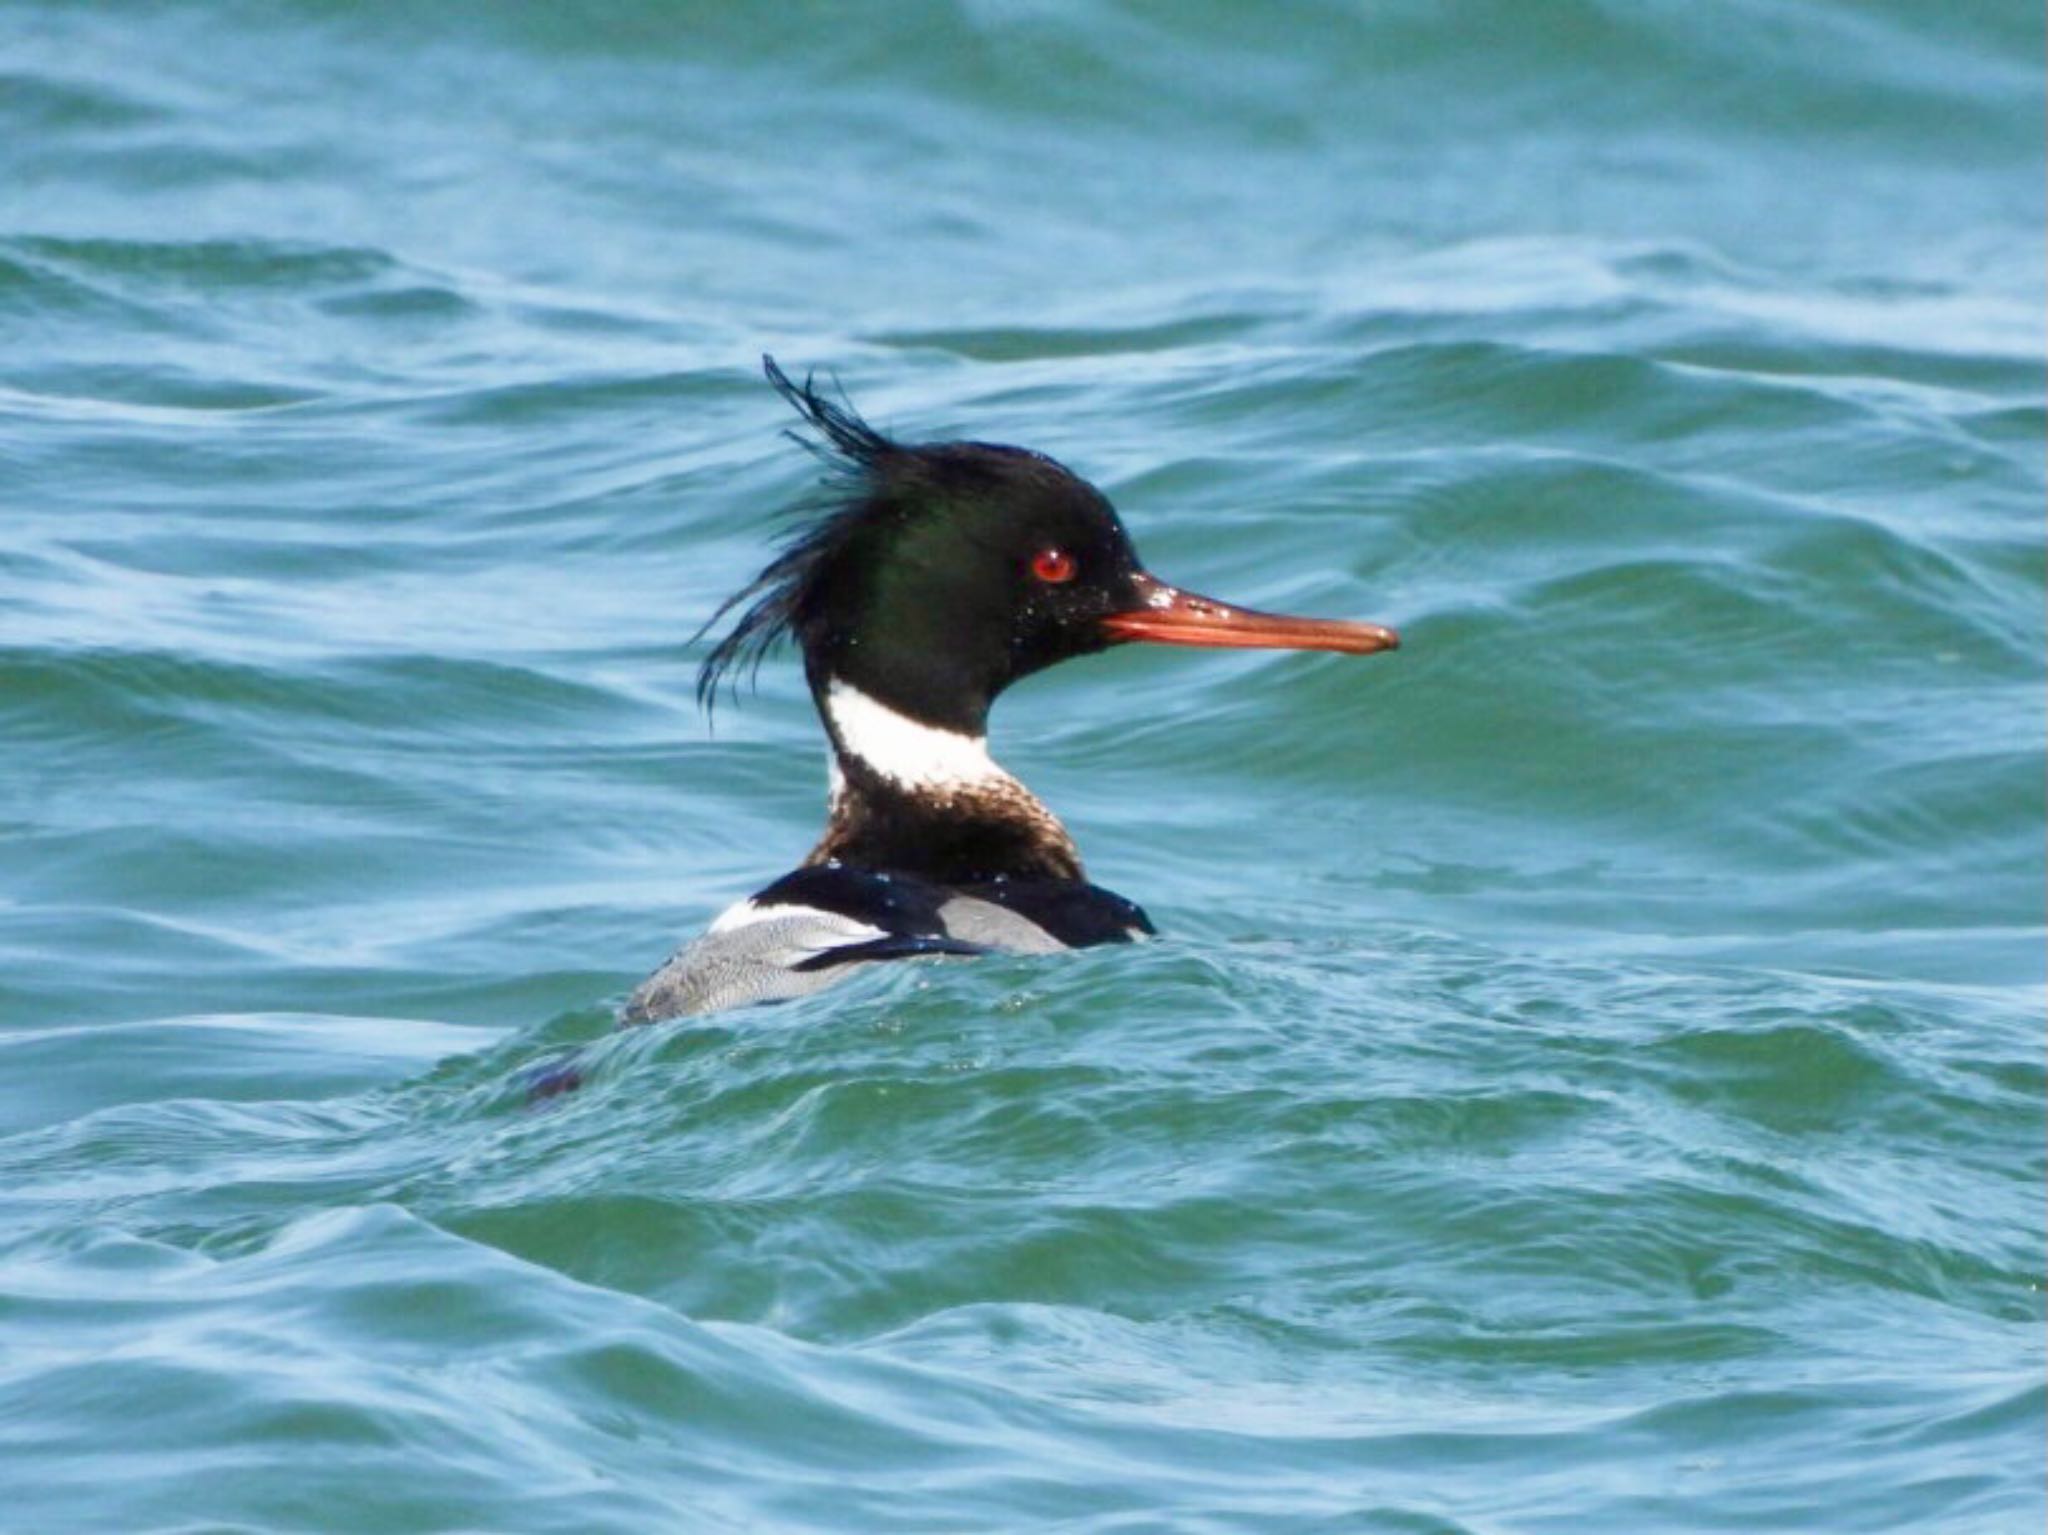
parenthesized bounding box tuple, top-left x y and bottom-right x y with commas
(695, 356, 900, 713)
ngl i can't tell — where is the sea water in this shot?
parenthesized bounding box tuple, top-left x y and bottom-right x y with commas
(1, 4, 2041, 1530)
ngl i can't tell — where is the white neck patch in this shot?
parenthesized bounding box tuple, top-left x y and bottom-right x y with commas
(824, 680, 1008, 790)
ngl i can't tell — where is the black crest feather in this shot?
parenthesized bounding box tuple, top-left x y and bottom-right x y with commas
(694, 356, 900, 713)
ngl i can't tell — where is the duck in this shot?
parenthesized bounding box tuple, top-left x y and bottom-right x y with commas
(623, 357, 1398, 1023)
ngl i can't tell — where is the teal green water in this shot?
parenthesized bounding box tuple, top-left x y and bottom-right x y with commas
(3, 3, 2043, 1530)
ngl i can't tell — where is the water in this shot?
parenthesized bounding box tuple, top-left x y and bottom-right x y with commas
(2, 3, 2042, 1530)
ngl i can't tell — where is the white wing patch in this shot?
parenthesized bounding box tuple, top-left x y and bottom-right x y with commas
(708, 896, 885, 948)
(629, 898, 898, 1020)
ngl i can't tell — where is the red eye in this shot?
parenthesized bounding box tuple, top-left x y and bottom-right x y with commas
(1032, 547, 1076, 584)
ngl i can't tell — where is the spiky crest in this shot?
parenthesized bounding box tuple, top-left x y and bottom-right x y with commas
(694, 356, 900, 712)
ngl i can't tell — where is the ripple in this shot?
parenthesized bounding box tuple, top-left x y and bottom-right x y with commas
(8, 235, 399, 293)
(2, 2, 2041, 1528)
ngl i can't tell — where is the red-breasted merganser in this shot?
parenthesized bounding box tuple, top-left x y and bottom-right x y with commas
(624, 357, 1398, 1022)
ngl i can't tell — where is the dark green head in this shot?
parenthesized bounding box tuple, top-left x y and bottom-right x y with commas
(698, 356, 1399, 737)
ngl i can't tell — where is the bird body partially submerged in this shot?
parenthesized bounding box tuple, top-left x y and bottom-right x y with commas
(626, 357, 1396, 1023)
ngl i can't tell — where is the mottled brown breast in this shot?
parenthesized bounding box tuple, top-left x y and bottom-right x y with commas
(806, 777, 1084, 884)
